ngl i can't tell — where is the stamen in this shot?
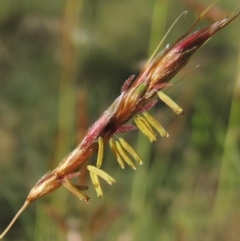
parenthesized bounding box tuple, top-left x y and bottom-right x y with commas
(137, 115, 156, 135)
(142, 112, 169, 137)
(89, 171, 103, 197)
(158, 91, 184, 115)
(74, 185, 88, 190)
(87, 165, 115, 185)
(62, 178, 90, 202)
(134, 116, 157, 142)
(109, 138, 125, 169)
(96, 137, 104, 168)
(115, 141, 136, 170)
(118, 137, 143, 165)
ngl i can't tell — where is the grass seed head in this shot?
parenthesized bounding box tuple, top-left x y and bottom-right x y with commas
(0, 9, 239, 239)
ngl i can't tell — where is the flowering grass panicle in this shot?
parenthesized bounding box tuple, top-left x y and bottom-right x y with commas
(0, 8, 239, 239)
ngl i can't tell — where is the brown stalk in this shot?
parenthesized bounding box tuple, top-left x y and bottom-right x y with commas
(0, 9, 239, 239)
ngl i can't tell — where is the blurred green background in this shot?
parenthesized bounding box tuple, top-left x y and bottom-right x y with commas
(0, 0, 239, 240)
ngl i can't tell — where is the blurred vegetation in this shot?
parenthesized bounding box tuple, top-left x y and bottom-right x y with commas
(0, 0, 239, 241)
